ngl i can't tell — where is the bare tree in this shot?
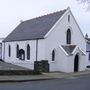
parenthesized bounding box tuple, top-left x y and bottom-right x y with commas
(77, 0, 90, 3)
(76, 0, 90, 9)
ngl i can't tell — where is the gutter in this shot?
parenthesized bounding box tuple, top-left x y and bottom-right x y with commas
(36, 39, 38, 61)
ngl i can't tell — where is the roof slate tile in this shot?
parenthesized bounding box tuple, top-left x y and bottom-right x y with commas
(3, 9, 66, 42)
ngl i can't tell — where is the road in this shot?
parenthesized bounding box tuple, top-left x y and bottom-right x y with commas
(0, 74, 90, 90)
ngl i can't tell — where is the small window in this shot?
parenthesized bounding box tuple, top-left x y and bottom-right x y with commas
(19, 49, 25, 60)
(27, 44, 30, 60)
(52, 50, 55, 61)
(68, 15, 70, 22)
(16, 44, 19, 58)
(8, 45, 11, 57)
(89, 53, 90, 60)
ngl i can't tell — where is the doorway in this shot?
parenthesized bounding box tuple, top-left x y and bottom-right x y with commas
(74, 54, 79, 72)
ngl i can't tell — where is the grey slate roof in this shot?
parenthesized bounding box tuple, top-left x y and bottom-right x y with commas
(3, 9, 66, 42)
(86, 38, 90, 41)
(85, 38, 90, 52)
(86, 41, 90, 52)
(62, 45, 76, 55)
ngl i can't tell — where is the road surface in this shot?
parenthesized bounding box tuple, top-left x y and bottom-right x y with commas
(0, 74, 90, 90)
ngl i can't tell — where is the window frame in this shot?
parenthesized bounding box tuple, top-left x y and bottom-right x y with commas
(27, 44, 30, 60)
(66, 29, 71, 44)
(52, 50, 55, 61)
(68, 15, 70, 22)
(16, 44, 19, 58)
(8, 45, 11, 57)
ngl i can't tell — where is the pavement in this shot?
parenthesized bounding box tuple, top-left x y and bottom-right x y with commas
(0, 61, 90, 82)
(0, 61, 29, 70)
(0, 70, 90, 82)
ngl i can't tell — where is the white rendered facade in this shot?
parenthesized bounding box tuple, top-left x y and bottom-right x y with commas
(2, 8, 87, 72)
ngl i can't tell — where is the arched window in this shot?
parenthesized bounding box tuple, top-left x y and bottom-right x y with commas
(16, 44, 19, 58)
(66, 29, 71, 44)
(8, 45, 11, 57)
(19, 49, 25, 60)
(52, 50, 55, 61)
(27, 44, 30, 60)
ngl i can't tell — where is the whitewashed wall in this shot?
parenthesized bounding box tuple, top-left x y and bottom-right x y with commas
(3, 40, 37, 69)
(51, 46, 68, 72)
(43, 8, 86, 61)
(50, 46, 86, 73)
(37, 39, 46, 61)
(2, 8, 87, 72)
(39, 8, 86, 72)
(72, 49, 86, 72)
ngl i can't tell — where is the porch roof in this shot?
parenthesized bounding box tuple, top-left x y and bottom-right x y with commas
(61, 45, 86, 56)
(61, 45, 76, 55)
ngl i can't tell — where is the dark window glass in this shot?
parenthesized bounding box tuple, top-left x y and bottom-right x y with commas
(68, 15, 70, 22)
(89, 53, 90, 60)
(8, 45, 11, 57)
(16, 45, 19, 58)
(27, 44, 30, 60)
(19, 49, 25, 60)
(52, 50, 55, 61)
(66, 29, 71, 44)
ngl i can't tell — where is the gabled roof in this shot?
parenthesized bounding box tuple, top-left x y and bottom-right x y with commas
(0, 38, 4, 43)
(3, 9, 67, 42)
(61, 45, 76, 55)
(86, 38, 90, 41)
(85, 38, 90, 52)
(86, 42, 90, 52)
(61, 45, 85, 56)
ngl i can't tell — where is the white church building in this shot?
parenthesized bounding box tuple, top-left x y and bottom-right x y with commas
(2, 7, 87, 73)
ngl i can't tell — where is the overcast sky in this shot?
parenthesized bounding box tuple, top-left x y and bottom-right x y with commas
(0, 0, 90, 38)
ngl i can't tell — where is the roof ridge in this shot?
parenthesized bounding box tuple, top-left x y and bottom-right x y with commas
(3, 8, 67, 42)
(23, 9, 67, 23)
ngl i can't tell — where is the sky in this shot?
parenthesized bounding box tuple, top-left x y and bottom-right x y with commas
(0, 0, 90, 38)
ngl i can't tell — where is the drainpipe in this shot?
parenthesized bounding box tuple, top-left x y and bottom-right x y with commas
(0, 43, 2, 59)
(3, 42, 5, 60)
(36, 39, 38, 61)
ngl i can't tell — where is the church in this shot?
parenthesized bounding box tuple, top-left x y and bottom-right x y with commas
(2, 7, 87, 73)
